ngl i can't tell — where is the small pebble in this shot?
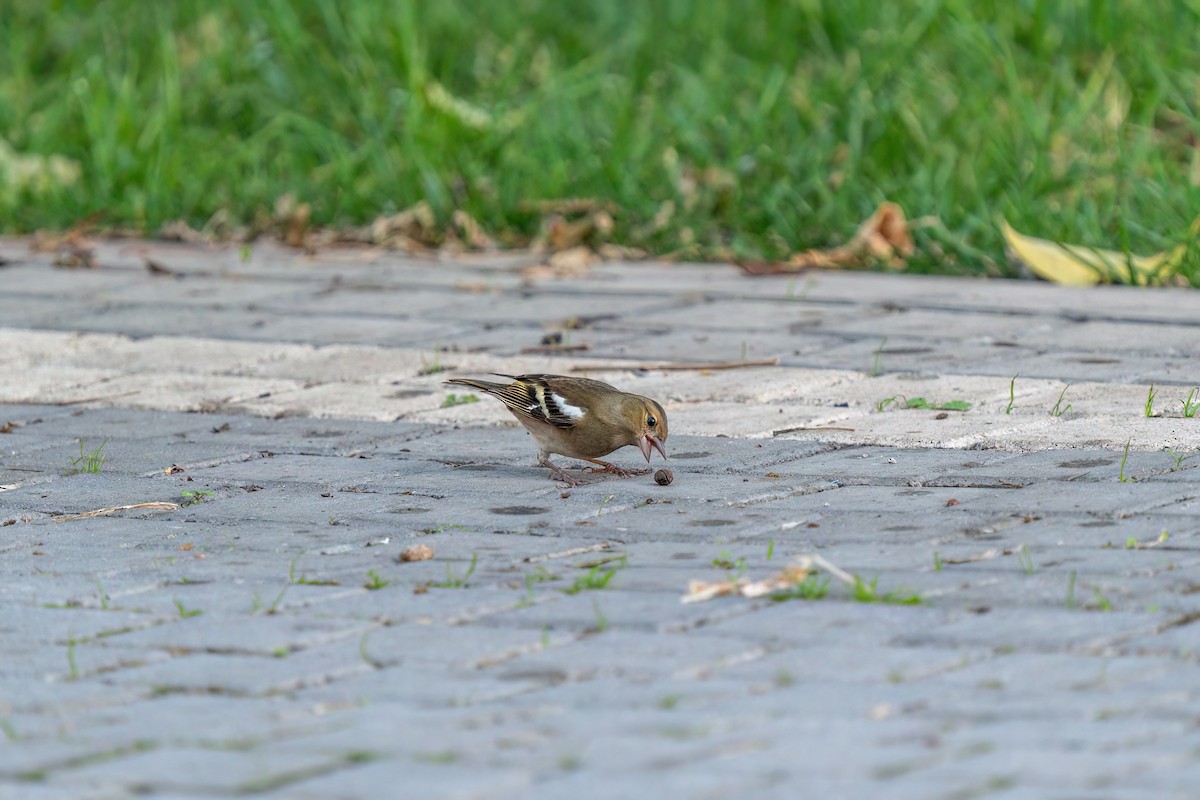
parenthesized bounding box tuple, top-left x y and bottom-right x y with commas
(654, 469, 673, 486)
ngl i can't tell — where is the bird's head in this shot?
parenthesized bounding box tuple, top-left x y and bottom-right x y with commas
(626, 396, 668, 463)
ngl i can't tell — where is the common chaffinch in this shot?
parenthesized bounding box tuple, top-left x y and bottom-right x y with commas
(444, 373, 668, 485)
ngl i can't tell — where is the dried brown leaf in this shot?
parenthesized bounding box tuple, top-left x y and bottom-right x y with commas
(345, 201, 441, 251)
(682, 564, 812, 604)
(274, 194, 312, 249)
(741, 202, 914, 275)
(452, 209, 495, 250)
(521, 246, 598, 281)
(145, 258, 178, 276)
(159, 219, 208, 243)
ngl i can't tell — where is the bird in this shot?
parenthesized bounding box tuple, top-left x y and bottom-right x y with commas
(443, 373, 668, 485)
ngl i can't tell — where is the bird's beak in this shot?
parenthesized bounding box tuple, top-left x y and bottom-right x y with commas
(639, 434, 668, 462)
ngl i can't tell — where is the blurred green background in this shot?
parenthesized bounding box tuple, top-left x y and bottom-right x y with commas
(2, 0, 1198, 278)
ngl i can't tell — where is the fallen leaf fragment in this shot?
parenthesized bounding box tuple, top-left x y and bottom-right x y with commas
(145, 258, 179, 277)
(1001, 219, 1184, 286)
(55, 502, 179, 522)
(159, 219, 208, 243)
(682, 554, 860, 604)
(520, 246, 597, 281)
(33, 216, 100, 268)
(274, 194, 312, 250)
(683, 563, 815, 604)
(740, 565, 813, 598)
(163, 464, 185, 475)
(597, 243, 647, 261)
(741, 202, 914, 274)
(343, 201, 441, 251)
(451, 210, 495, 250)
(399, 544, 435, 563)
(683, 577, 748, 603)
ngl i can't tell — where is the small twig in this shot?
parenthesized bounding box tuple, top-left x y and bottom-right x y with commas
(54, 502, 179, 523)
(773, 425, 856, 435)
(522, 542, 617, 563)
(939, 548, 1003, 565)
(796, 553, 858, 586)
(520, 344, 592, 354)
(571, 358, 779, 373)
(46, 391, 142, 406)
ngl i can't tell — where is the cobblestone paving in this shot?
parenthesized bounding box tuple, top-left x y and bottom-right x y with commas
(2, 240, 1200, 798)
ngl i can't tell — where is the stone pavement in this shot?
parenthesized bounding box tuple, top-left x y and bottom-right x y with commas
(1, 238, 1199, 799)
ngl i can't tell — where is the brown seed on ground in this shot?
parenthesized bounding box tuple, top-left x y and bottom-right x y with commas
(654, 469, 673, 486)
(399, 544, 435, 563)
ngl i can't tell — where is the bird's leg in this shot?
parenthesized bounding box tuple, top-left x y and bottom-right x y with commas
(538, 451, 584, 486)
(582, 457, 649, 478)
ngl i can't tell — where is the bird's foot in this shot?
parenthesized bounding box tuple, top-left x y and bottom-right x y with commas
(548, 467, 586, 486)
(585, 460, 649, 478)
(540, 458, 586, 486)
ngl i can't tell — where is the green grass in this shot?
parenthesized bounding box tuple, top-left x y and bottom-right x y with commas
(173, 597, 203, 618)
(769, 574, 830, 602)
(363, 570, 389, 590)
(432, 551, 478, 588)
(1182, 388, 1200, 418)
(1050, 385, 1072, 417)
(524, 565, 558, 590)
(591, 599, 609, 632)
(877, 396, 971, 412)
(65, 635, 80, 680)
(711, 550, 747, 576)
(4, 1, 1200, 279)
(851, 577, 922, 605)
(871, 338, 888, 376)
(1014, 545, 1036, 575)
(1090, 586, 1114, 611)
(288, 555, 340, 587)
(440, 393, 479, 408)
(563, 564, 618, 595)
(68, 437, 110, 475)
(595, 494, 616, 517)
(179, 489, 215, 506)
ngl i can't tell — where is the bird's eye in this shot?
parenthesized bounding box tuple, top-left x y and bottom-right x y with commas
(647, 415, 657, 427)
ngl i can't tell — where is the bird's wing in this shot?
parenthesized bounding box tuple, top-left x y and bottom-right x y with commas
(513, 375, 592, 429)
(447, 376, 579, 429)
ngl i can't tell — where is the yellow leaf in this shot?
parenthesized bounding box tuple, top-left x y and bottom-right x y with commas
(1001, 219, 1183, 286)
